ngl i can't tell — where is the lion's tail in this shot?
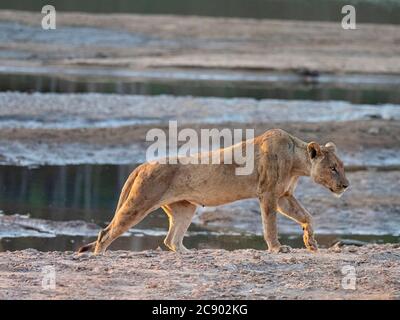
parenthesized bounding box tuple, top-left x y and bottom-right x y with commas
(77, 167, 140, 254)
(78, 167, 139, 253)
(77, 241, 96, 253)
(115, 167, 140, 211)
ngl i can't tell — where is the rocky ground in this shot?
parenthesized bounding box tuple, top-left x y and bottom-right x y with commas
(0, 245, 399, 299)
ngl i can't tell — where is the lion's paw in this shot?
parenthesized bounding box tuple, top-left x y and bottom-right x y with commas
(304, 236, 319, 252)
(269, 245, 292, 254)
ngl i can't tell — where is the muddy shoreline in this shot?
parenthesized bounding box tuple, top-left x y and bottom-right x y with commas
(0, 245, 399, 299)
(0, 92, 399, 166)
(1, 10, 400, 75)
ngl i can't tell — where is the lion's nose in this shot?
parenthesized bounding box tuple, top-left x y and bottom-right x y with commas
(342, 183, 349, 189)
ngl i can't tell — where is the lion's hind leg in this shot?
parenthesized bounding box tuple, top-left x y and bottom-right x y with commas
(162, 201, 197, 253)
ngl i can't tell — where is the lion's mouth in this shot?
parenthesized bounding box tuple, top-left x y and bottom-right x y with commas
(330, 187, 347, 198)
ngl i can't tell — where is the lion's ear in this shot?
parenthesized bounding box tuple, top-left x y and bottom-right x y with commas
(307, 142, 321, 160)
(325, 142, 337, 153)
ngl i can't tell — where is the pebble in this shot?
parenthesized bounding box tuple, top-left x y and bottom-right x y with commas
(368, 127, 380, 135)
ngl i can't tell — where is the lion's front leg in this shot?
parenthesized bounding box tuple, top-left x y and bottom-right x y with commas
(259, 194, 291, 253)
(277, 195, 318, 252)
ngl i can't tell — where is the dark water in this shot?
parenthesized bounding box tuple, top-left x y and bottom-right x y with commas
(0, 165, 134, 223)
(0, 165, 398, 252)
(2, 72, 400, 105)
(1, 234, 397, 253)
(1, 0, 399, 24)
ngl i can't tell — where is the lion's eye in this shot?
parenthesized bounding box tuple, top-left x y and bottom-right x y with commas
(331, 167, 337, 172)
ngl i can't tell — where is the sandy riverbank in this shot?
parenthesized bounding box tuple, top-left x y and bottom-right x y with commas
(0, 92, 399, 166)
(0, 10, 400, 74)
(0, 245, 399, 299)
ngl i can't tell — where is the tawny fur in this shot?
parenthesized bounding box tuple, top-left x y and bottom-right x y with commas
(78, 129, 349, 254)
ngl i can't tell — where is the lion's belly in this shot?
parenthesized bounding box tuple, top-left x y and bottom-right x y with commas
(173, 164, 257, 206)
(189, 191, 254, 207)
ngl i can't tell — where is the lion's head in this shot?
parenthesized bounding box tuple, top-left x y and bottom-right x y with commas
(307, 141, 349, 197)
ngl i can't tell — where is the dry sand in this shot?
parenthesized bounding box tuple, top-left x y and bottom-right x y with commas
(0, 245, 399, 300)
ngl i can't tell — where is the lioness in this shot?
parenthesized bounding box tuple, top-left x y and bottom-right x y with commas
(79, 129, 349, 254)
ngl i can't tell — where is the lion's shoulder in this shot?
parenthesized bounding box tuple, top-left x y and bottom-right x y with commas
(256, 129, 294, 151)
